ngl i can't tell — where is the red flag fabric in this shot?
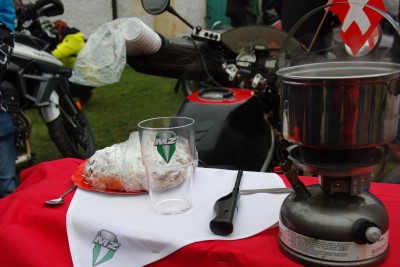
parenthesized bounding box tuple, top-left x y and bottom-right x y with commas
(328, 0, 386, 56)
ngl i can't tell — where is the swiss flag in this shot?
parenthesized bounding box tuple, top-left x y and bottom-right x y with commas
(328, 0, 386, 56)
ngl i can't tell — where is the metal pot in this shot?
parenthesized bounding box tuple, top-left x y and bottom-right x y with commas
(277, 61, 400, 149)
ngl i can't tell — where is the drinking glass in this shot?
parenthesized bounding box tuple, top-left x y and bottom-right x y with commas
(138, 117, 196, 215)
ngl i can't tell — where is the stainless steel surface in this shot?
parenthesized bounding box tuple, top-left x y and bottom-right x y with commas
(240, 187, 293, 195)
(279, 185, 389, 266)
(277, 61, 400, 148)
(45, 184, 77, 205)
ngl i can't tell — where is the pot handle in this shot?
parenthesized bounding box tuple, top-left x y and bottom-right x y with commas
(278, 2, 400, 68)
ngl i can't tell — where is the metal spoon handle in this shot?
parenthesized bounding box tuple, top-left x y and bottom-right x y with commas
(60, 184, 78, 198)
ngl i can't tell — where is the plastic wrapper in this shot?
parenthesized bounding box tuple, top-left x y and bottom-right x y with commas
(83, 131, 197, 192)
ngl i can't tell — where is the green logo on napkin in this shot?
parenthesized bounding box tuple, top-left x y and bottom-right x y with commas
(92, 229, 121, 266)
(154, 131, 177, 163)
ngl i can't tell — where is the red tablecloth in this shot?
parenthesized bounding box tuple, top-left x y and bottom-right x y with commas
(0, 158, 399, 267)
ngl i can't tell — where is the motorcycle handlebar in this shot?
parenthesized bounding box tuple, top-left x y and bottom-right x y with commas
(16, 0, 64, 28)
(127, 34, 225, 82)
(33, 0, 64, 17)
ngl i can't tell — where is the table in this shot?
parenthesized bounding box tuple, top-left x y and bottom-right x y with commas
(0, 158, 399, 267)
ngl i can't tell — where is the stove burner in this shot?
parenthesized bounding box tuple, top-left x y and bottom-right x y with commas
(288, 146, 386, 177)
(287, 146, 387, 195)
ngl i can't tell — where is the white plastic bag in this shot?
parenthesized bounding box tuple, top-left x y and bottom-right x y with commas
(70, 18, 161, 87)
(70, 19, 127, 86)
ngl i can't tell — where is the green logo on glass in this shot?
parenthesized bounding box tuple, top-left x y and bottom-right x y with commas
(92, 229, 121, 266)
(154, 131, 177, 163)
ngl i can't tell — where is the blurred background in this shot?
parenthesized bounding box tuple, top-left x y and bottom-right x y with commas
(28, 0, 209, 37)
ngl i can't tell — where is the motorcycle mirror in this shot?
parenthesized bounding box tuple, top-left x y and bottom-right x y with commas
(141, 0, 170, 15)
(33, 0, 64, 17)
(344, 25, 382, 57)
(141, 0, 194, 29)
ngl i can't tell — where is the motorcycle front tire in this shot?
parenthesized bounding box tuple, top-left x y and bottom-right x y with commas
(46, 107, 95, 159)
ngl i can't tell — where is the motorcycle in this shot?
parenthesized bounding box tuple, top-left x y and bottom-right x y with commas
(1, 0, 96, 169)
(14, 0, 95, 105)
(124, 0, 303, 172)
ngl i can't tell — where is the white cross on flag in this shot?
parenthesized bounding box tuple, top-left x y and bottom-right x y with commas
(328, 0, 386, 56)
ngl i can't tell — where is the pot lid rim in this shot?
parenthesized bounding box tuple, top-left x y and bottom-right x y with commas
(277, 61, 400, 80)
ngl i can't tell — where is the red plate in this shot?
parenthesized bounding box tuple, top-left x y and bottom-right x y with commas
(71, 160, 147, 195)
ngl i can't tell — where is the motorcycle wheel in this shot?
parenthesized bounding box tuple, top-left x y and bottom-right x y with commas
(46, 102, 95, 159)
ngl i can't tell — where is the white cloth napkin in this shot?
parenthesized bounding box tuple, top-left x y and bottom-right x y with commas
(66, 167, 288, 267)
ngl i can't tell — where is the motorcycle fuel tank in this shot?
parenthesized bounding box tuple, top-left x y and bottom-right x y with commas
(13, 43, 63, 66)
(177, 87, 272, 171)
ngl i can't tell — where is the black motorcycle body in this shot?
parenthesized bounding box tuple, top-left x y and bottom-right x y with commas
(177, 88, 272, 171)
(127, 0, 302, 171)
(1, 0, 95, 168)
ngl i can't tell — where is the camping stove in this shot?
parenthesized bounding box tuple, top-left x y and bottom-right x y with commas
(276, 61, 400, 266)
(279, 146, 389, 266)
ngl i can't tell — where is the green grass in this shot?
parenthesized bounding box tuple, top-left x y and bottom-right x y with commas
(25, 66, 184, 165)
